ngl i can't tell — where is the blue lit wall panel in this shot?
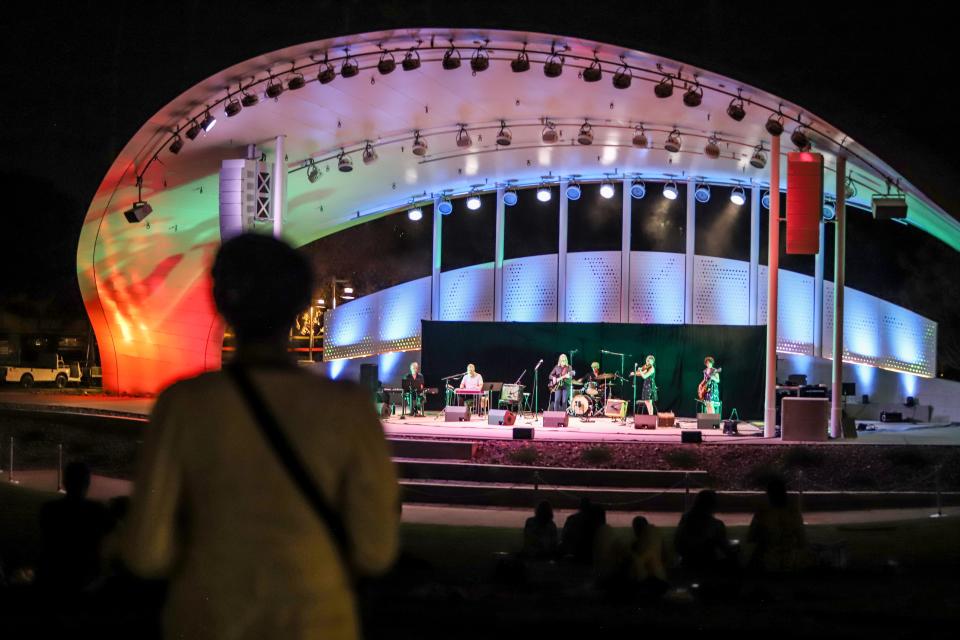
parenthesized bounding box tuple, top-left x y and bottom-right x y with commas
(502, 254, 558, 322)
(566, 251, 621, 323)
(439, 262, 495, 321)
(629, 251, 685, 324)
(693, 256, 749, 325)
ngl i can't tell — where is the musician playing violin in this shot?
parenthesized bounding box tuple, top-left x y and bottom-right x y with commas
(548, 354, 574, 412)
(631, 355, 658, 416)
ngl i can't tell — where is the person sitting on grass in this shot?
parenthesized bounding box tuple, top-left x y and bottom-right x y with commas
(674, 489, 737, 574)
(746, 477, 810, 573)
(522, 501, 559, 559)
(626, 516, 669, 597)
(561, 497, 603, 562)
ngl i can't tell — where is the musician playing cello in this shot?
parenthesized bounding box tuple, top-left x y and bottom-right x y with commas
(548, 354, 575, 412)
(700, 356, 721, 414)
(631, 355, 658, 415)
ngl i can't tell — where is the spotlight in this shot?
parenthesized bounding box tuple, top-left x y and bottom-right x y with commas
(265, 79, 284, 99)
(402, 49, 421, 71)
(683, 83, 703, 107)
(750, 145, 767, 169)
(185, 120, 201, 140)
(168, 135, 183, 155)
(694, 183, 711, 203)
(470, 47, 489, 73)
(503, 188, 518, 206)
(612, 62, 632, 89)
(442, 43, 461, 70)
(541, 121, 559, 143)
(654, 75, 674, 98)
(704, 136, 720, 159)
(599, 180, 615, 199)
(662, 182, 679, 200)
(664, 129, 682, 153)
(730, 186, 747, 206)
(287, 73, 306, 90)
(408, 207, 423, 221)
(437, 196, 453, 215)
(566, 181, 581, 201)
(727, 94, 746, 121)
(632, 125, 648, 148)
(362, 142, 378, 165)
(765, 113, 784, 137)
(466, 193, 482, 210)
(496, 121, 512, 146)
(225, 98, 242, 117)
(577, 122, 593, 145)
(845, 175, 857, 200)
(511, 49, 530, 72)
(537, 185, 552, 202)
(340, 54, 359, 78)
(123, 200, 153, 224)
(240, 90, 259, 107)
(761, 191, 771, 209)
(200, 112, 216, 133)
(791, 126, 810, 150)
(337, 151, 353, 172)
(306, 163, 319, 183)
(544, 53, 563, 78)
(412, 132, 428, 156)
(317, 63, 336, 84)
(582, 58, 602, 82)
(456, 125, 472, 148)
(822, 198, 836, 221)
(377, 51, 396, 75)
(630, 179, 646, 199)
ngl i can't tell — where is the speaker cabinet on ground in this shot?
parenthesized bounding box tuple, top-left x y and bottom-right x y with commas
(656, 412, 676, 428)
(512, 426, 534, 440)
(542, 411, 569, 428)
(603, 398, 628, 418)
(696, 413, 721, 429)
(780, 397, 828, 441)
(722, 420, 739, 435)
(488, 409, 517, 426)
(634, 414, 657, 430)
(444, 406, 471, 422)
(681, 430, 703, 444)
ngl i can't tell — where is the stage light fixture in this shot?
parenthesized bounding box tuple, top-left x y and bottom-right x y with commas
(630, 179, 646, 199)
(704, 135, 721, 159)
(466, 192, 482, 210)
(511, 48, 530, 72)
(340, 54, 359, 78)
(791, 125, 810, 150)
(566, 181, 581, 201)
(496, 121, 512, 146)
(632, 125, 648, 148)
(408, 207, 423, 221)
(541, 121, 559, 143)
(362, 142, 378, 165)
(662, 181, 679, 200)
(442, 43, 461, 70)
(599, 180, 615, 199)
(727, 93, 746, 121)
(765, 113, 784, 137)
(582, 58, 602, 82)
(306, 163, 319, 183)
(200, 111, 217, 133)
(266, 78, 284, 99)
(287, 73, 306, 90)
(750, 145, 767, 169)
(123, 200, 153, 224)
(402, 49, 421, 71)
(225, 98, 242, 117)
(168, 135, 184, 155)
(343, 287, 354, 294)
(503, 188, 518, 206)
(694, 183, 711, 203)
(761, 191, 771, 209)
(612, 62, 632, 89)
(337, 150, 353, 172)
(456, 125, 472, 148)
(577, 122, 594, 145)
(845, 175, 857, 200)
(543, 53, 563, 78)
(412, 131, 428, 156)
(185, 120, 201, 140)
(664, 129, 682, 153)
(240, 90, 259, 107)
(437, 196, 453, 215)
(317, 63, 336, 84)
(654, 74, 674, 98)
(537, 185, 552, 202)
(377, 51, 396, 75)
(683, 82, 703, 107)
(822, 198, 836, 221)
(470, 47, 489, 73)
(730, 186, 747, 206)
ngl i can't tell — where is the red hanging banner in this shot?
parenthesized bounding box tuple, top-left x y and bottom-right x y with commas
(786, 152, 823, 255)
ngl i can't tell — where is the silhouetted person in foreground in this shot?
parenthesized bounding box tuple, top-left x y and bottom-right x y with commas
(626, 516, 669, 597)
(38, 462, 109, 593)
(561, 497, 603, 562)
(747, 478, 809, 573)
(522, 501, 559, 559)
(121, 233, 400, 640)
(674, 490, 737, 573)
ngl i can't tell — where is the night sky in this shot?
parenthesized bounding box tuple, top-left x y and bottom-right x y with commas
(2, 0, 958, 371)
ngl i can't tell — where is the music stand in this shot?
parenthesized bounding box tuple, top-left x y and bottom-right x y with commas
(481, 382, 502, 417)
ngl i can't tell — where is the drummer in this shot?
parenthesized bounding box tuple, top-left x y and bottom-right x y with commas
(581, 361, 606, 393)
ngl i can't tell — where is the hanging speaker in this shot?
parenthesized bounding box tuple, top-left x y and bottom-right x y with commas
(786, 152, 823, 255)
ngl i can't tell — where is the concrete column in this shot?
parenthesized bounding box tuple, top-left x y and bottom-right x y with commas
(621, 178, 632, 322)
(749, 186, 760, 325)
(764, 134, 781, 438)
(431, 195, 442, 320)
(271, 135, 286, 238)
(814, 220, 826, 357)
(830, 154, 847, 438)
(684, 179, 696, 323)
(558, 180, 568, 322)
(494, 186, 506, 322)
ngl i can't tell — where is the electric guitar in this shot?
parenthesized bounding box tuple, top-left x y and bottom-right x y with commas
(548, 368, 574, 392)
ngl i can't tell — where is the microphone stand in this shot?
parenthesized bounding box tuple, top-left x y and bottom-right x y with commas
(632, 362, 638, 419)
(435, 372, 466, 421)
(513, 369, 527, 417)
(529, 359, 543, 424)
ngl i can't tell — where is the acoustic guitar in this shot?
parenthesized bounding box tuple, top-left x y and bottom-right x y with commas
(697, 367, 722, 401)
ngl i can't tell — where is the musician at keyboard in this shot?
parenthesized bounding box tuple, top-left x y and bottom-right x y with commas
(402, 361, 426, 416)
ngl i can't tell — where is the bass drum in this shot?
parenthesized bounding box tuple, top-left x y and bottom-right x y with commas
(570, 394, 592, 416)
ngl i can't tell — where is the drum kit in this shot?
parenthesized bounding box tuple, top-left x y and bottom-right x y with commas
(568, 372, 621, 417)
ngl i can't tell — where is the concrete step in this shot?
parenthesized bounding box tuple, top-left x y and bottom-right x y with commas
(388, 438, 477, 460)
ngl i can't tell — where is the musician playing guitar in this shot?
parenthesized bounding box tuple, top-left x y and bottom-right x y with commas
(548, 354, 575, 412)
(402, 361, 426, 417)
(698, 356, 721, 414)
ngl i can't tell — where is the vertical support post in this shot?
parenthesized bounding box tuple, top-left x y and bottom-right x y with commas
(271, 135, 286, 238)
(621, 178, 632, 322)
(8, 436, 14, 484)
(308, 305, 316, 362)
(494, 186, 506, 322)
(558, 180, 569, 322)
(764, 134, 781, 438)
(749, 186, 760, 325)
(684, 179, 696, 324)
(57, 443, 64, 492)
(431, 196, 443, 320)
(814, 220, 826, 358)
(830, 154, 847, 439)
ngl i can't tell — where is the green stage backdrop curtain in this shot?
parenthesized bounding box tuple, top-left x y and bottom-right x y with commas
(421, 321, 765, 419)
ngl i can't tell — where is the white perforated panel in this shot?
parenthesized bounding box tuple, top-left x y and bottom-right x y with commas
(693, 256, 749, 325)
(776, 269, 814, 355)
(565, 251, 622, 322)
(323, 276, 430, 360)
(439, 263, 495, 321)
(758, 265, 768, 326)
(629, 251, 685, 324)
(502, 254, 558, 322)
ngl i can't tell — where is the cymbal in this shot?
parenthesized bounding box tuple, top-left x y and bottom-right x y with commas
(594, 373, 616, 381)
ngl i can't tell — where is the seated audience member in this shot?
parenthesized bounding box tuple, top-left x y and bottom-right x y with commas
(747, 478, 810, 573)
(592, 507, 627, 585)
(522, 501, 559, 559)
(38, 462, 109, 592)
(561, 497, 602, 562)
(627, 516, 669, 597)
(674, 490, 736, 573)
